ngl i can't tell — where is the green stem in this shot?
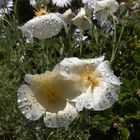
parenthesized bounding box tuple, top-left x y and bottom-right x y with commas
(110, 16, 117, 64)
(41, 40, 46, 72)
(79, 30, 83, 57)
(110, 16, 126, 64)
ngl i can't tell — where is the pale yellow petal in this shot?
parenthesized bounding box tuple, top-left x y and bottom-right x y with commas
(72, 8, 92, 31)
(24, 71, 83, 113)
(44, 102, 78, 128)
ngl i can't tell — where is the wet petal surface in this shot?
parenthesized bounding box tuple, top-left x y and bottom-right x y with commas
(44, 102, 78, 128)
(17, 84, 45, 120)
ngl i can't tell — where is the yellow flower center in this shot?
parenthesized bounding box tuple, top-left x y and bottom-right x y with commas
(31, 74, 67, 113)
(81, 66, 100, 89)
(34, 8, 49, 16)
(30, 72, 82, 113)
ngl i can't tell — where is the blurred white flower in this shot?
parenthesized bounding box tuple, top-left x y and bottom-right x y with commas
(0, 0, 13, 16)
(52, 0, 72, 8)
(72, 8, 92, 31)
(59, 56, 121, 111)
(20, 10, 72, 43)
(29, 0, 36, 6)
(93, 0, 119, 25)
(17, 67, 83, 128)
(82, 0, 97, 16)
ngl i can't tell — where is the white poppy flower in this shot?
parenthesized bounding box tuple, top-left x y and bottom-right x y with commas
(59, 56, 121, 111)
(0, 0, 13, 16)
(82, 0, 97, 17)
(72, 8, 92, 31)
(52, 0, 72, 8)
(93, 0, 119, 25)
(63, 8, 74, 25)
(20, 11, 70, 43)
(17, 68, 83, 128)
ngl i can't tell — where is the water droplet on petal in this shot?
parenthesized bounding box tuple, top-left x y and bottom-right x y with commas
(65, 66, 70, 74)
(41, 110, 45, 114)
(25, 106, 29, 110)
(31, 113, 36, 119)
(102, 69, 105, 72)
(28, 103, 32, 107)
(22, 111, 26, 114)
(17, 99, 22, 104)
(91, 61, 94, 65)
(24, 98, 28, 102)
(105, 73, 109, 77)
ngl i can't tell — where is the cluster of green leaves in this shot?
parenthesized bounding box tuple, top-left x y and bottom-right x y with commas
(0, 0, 140, 139)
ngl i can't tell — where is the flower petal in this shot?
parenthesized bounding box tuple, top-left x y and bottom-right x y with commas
(94, 0, 119, 13)
(44, 102, 78, 128)
(17, 84, 45, 120)
(73, 81, 120, 111)
(72, 87, 93, 111)
(60, 56, 104, 80)
(21, 13, 67, 43)
(90, 82, 120, 110)
(24, 71, 83, 113)
(60, 57, 84, 80)
(95, 60, 121, 85)
(72, 8, 92, 31)
(82, 56, 105, 68)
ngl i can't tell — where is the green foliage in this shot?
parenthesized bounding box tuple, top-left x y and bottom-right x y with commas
(0, 0, 140, 140)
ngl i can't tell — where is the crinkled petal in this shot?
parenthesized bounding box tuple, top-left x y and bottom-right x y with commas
(94, 60, 121, 85)
(44, 102, 78, 128)
(21, 13, 67, 43)
(73, 81, 120, 111)
(72, 86, 93, 111)
(17, 84, 45, 120)
(60, 56, 104, 80)
(90, 82, 120, 110)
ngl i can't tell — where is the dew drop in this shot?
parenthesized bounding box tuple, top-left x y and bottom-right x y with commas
(25, 106, 29, 110)
(37, 103, 40, 106)
(24, 98, 28, 102)
(28, 103, 32, 108)
(31, 113, 36, 119)
(113, 94, 118, 99)
(105, 73, 109, 77)
(91, 61, 94, 65)
(65, 66, 70, 74)
(31, 25, 34, 28)
(22, 111, 26, 115)
(41, 110, 45, 115)
(17, 99, 22, 104)
(99, 103, 104, 109)
(106, 94, 109, 99)
(102, 69, 105, 72)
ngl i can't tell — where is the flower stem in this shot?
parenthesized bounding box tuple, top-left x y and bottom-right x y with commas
(110, 16, 117, 64)
(79, 30, 83, 57)
(41, 40, 46, 72)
